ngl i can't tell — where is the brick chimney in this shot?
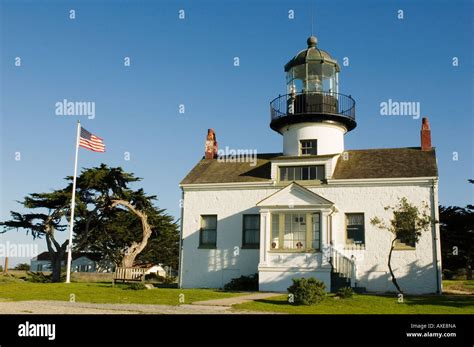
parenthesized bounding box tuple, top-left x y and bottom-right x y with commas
(421, 117, 432, 151)
(205, 128, 218, 159)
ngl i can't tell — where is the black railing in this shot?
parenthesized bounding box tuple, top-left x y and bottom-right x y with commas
(270, 91, 356, 121)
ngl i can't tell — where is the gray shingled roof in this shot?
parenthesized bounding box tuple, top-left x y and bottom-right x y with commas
(180, 148, 438, 185)
(332, 148, 438, 179)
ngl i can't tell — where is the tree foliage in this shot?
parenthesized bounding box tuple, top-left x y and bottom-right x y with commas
(0, 189, 71, 282)
(73, 164, 179, 269)
(1, 164, 179, 281)
(439, 180, 474, 279)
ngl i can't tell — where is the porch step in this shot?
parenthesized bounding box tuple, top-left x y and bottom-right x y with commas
(330, 272, 367, 293)
(330, 272, 350, 293)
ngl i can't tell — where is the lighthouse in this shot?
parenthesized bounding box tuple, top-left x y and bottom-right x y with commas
(180, 35, 440, 295)
(270, 36, 356, 156)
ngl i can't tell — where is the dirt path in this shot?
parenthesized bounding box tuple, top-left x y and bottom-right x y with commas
(192, 292, 281, 306)
(0, 298, 279, 314)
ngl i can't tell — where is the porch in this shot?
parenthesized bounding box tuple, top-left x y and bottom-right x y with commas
(255, 182, 359, 292)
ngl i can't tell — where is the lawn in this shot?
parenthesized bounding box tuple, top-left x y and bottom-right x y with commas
(0, 277, 242, 306)
(443, 279, 474, 294)
(233, 293, 474, 314)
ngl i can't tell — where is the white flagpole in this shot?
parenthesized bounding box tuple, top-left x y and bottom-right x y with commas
(66, 121, 81, 284)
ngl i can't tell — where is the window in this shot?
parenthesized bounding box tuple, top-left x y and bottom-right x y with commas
(346, 213, 365, 246)
(312, 213, 321, 250)
(394, 212, 416, 249)
(300, 140, 317, 155)
(242, 214, 260, 248)
(37, 264, 43, 271)
(279, 165, 325, 181)
(270, 213, 321, 251)
(284, 214, 307, 249)
(271, 213, 280, 249)
(200, 215, 217, 248)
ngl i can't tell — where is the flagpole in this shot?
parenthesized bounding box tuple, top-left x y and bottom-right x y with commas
(66, 121, 81, 284)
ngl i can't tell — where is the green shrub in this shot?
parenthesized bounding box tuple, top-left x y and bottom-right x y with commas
(25, 271, 65, 283)
(336, 287, 354, 299)
(0, 265, 3, 272)
(125, 283, 147, 290)
(162, 275, 177, 285)
(287, 277, 326, 305)
(224, 274, 258, 291)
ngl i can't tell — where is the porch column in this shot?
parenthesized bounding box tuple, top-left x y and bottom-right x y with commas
(259, 210, 270, 266)
(320, 209, 331, 266)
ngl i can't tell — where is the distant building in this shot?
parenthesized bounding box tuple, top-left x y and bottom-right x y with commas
(30, 252, 114, 273)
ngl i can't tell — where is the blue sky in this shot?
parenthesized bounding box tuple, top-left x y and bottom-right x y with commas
(1, 0, 472, 266)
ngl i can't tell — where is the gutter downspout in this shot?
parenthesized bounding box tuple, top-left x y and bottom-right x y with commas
(431, 179, 442, 294)
(178, 188, 185, 289)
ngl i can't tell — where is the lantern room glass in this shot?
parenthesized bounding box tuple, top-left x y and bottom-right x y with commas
(287, 62, 338, 95)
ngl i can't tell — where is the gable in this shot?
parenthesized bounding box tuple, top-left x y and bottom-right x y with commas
(257, 182, 333, 207)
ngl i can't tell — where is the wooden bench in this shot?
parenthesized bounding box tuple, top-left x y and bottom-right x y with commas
(112, 267, 146, 286)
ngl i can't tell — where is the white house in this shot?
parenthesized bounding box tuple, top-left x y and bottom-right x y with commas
(178, 36, 441, 294)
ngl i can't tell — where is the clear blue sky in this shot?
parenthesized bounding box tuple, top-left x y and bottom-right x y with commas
(1, 0, 472, 266)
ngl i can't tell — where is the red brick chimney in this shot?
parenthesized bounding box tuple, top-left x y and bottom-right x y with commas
(421, 117, 432, 151)
(205, 128, 218, 159)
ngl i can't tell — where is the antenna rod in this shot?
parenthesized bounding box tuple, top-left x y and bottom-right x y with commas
(311, 0, 314, 36)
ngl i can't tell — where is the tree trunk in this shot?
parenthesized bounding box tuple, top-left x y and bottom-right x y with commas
(388, 238, 403, 294)
(111, 200, 153, 268)
(45, 234, 68, 283)
(51, 254, 62, 282)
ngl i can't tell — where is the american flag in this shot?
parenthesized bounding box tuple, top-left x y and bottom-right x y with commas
(79, 127, 105, 152)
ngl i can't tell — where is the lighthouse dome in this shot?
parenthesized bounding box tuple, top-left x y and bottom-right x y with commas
(284, 36, 340, 73)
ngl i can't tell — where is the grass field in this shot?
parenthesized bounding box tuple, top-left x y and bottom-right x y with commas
(0, 277, 242, 306)
(1, 275, 472, 314)
(234, 291, 474, 314)
(443, 279, 474, 294)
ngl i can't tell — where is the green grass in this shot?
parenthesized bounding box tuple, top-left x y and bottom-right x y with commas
(234, 293, 474, 314)
(0, 278, 243, 305)
(443, 279, 474, 294)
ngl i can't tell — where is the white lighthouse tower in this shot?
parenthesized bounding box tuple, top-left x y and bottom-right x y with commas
(270, 36, 356, 156)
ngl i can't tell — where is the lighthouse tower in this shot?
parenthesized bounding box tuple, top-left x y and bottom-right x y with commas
(270, 36, 356, 156)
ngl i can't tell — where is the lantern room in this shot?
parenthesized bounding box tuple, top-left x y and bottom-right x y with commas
(270, 36, 357, 156)
(285, 36, 339, 94)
